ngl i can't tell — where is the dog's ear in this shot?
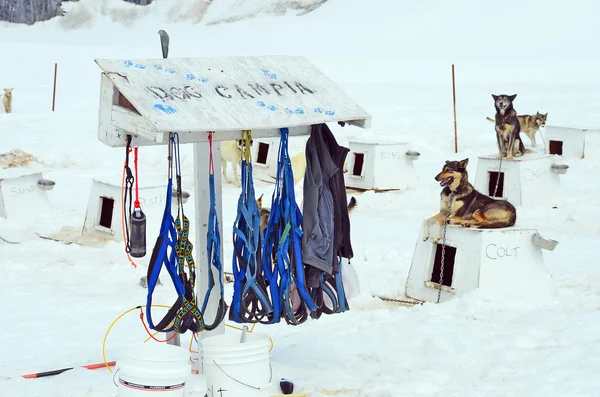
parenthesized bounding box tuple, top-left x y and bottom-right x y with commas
(492, 94, 499, 101)
(458, 158, 469, 169)
(256, 193, 263, 208)
(544, 112, 548, 117)
(508, 94, 517, 101)
(444, 160, 450, 164)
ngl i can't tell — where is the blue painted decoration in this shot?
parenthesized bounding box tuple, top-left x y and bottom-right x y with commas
(153, 104, 177, 114)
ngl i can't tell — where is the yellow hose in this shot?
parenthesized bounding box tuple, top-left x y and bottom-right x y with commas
(102, 305, 274, 372)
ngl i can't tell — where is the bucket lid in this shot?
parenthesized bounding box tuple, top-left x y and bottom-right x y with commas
(120, 343, 191, 363)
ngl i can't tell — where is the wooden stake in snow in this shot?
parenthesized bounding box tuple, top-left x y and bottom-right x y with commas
(52, 63, 57, 112)
(452, 64, 458, 153)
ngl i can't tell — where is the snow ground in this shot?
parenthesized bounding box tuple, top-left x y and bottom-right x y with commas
(1, 0, 600, 396)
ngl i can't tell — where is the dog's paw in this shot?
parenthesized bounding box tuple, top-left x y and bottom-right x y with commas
(460, 222, 472, 228)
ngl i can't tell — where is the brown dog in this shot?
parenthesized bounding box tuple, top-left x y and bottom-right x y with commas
(423, 158, 517, 241)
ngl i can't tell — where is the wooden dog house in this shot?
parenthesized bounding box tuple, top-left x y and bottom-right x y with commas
(544, 125, 600, 160)
(81, 176, 179, 244)
(93, 55, 371, 368)
(473, 152, 567, 208)
(405, 222, 556, 303)
(0, 167, 54, 221)
(252, 135, 308, 183)
(344, 138, 419, 191)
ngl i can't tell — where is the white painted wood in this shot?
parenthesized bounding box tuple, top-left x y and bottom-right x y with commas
(543, 125, 600, 160)
(95, 55, 371, 140)
(405, 222, 554, 303)
(111, 106, 162, 143)
(192, 140, 225, 374)
(473, 152, 565, 208)
(344, 139, 416, 191)
(0, 172, 53, 220)
(82, 178, 176, 245)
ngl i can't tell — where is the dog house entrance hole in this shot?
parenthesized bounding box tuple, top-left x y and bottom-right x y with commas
(549, 140, 563, 155)
(488, 171, 505, 198)
(352, 153, 365, 177)
(256, 142, 269, 165)
(98, 196, 115, 229)
(431, 243, 456, 287)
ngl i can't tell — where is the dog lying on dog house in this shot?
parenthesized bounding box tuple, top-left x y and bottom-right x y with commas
(423, 158, 517, 241)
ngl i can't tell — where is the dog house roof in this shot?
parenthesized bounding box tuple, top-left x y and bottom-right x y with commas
(95, 55, 371, 134)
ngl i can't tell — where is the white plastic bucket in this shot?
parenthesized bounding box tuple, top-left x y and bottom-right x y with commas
(116, 343, 191, 397)
(200, 332, 272, 397)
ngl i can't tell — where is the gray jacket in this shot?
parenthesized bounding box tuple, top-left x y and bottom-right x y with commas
(302, 124, 351, 288)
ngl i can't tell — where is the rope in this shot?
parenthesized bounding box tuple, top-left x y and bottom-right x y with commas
(123, 135, 135, 256)
(121, 158, 138, 269)
(133, 146, 140, 209)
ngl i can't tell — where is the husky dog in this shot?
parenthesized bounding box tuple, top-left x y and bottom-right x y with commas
(221, 139, 253, 187)
(492, 94, 530, 160)
(2, 88, 14, 114)
(423, 159, 517, 241)
(487, 111, 547, 148)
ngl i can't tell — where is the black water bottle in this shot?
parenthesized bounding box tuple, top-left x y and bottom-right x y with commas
(130, 207, 147, 258)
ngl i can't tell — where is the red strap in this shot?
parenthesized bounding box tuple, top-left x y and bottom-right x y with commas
(133, 146, 140, 208)
(208, 132, 214, 175)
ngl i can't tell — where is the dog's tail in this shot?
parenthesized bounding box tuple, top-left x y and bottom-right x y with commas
(524, 148, 534, 154)
(486, 117, 495, 122)
(347, 196, 357, 212)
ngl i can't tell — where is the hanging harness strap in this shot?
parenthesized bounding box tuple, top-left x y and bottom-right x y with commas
(230, 129, 274, 324)
(123, 135, 135, 255)
(200, 131, 228, 330)
(172, 133, 204, 334)
(145, 136, 185, 332)
(263, 127, 318, 325)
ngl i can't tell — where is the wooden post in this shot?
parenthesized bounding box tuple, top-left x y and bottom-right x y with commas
(190, 139, 225, 373)
(52, 63, 57, 112)
(452, 64, 458, 153)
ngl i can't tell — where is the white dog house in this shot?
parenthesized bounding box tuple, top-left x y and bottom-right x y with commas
(252, 135, 308, 183)
(544, 125, 600, 160)
(0, 167, 55, 221)
(344, 138, 419, 191)
(405, 222, 557, 303)
(82, 176, 179, 245)
(473, 152, 567, 208)
(93, 55, 371, 365)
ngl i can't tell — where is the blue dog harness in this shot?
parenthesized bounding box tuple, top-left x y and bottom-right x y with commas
(230, 130, 274, 324)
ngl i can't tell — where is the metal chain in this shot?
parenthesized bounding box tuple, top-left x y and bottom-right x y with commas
(492, 155, 503, 198)
(436, 192, 454, 304)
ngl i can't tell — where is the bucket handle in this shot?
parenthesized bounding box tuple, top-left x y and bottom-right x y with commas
(212, 360, 272, 390)
(112, 369, 121, 388)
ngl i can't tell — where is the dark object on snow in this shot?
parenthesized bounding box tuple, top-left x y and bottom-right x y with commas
(280, 379, 294, 395)
(0, 0, 64, 25)
(122, 0, 153, 5)
(158, 29, 170, 59)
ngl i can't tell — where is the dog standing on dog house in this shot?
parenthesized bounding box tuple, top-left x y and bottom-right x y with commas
(423, 158, 517, 241)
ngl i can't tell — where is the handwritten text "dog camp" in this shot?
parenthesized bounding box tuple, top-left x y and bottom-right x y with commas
(146, 82, 316, 102)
